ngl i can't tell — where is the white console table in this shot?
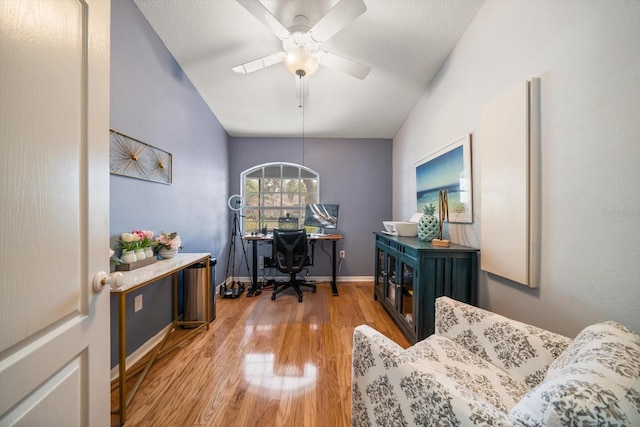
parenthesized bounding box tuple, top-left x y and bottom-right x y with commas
(111, 253, 211, 425)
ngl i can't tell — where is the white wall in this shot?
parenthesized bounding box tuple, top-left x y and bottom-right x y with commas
(393, 0, 640, 337)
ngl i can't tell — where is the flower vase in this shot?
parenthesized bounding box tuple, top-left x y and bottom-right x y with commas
(144, 247, 154, 259)
(158, 247, 178, 259)
(417, 214, 439, 241)
(134, 249, 146, 260)
(121, 250, 137, 264)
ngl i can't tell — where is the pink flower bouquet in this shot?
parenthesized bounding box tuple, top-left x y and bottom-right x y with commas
(120, 229, 154, 251)
(133, 229, 154, 248)
(119, 231, 142, 251)
(155, 231, 182, 251)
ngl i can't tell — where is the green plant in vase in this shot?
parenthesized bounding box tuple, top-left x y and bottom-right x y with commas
(417, 202, 439, 241)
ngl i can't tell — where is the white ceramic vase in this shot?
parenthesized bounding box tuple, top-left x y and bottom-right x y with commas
(134, 248, 146, 260)
(158, 247, 178, 259)
(144, 247, 154, 259)
(121, 250, 137, 264)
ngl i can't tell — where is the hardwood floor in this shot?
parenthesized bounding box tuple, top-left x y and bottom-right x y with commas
(111, 281, 409, 426)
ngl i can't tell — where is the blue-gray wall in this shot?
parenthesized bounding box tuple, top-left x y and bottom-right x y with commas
(228, 137, 392, 278)
(109, 0, 229, 368)
(393, 1, 640, 336)
(109, 0, 392, 368)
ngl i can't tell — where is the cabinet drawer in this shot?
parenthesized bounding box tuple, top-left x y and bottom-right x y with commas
(403, 246, 418, 259)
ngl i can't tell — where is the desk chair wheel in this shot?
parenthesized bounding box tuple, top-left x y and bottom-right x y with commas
(298, 295, 303, 303)
(271, 294, 276, 301)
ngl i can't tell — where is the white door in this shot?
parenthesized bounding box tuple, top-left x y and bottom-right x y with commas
(0, 0, 110, 425)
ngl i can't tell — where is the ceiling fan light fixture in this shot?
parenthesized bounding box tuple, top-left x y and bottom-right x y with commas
(284, 46, 319, 77)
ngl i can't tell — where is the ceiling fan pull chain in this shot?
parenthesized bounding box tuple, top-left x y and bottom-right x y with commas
(300, 75, 306, 166)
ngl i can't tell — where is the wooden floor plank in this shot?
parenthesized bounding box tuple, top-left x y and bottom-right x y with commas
(111, 282, 409, 426)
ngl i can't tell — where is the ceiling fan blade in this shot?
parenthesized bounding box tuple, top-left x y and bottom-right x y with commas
(310, 0, 367, 42)
(232, 52, 285, 74)
(316, 51, 370, 80)
(236, 0, 290, 39)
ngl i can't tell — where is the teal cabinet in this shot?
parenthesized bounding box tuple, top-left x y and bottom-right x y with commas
(374, 232, 479, 343)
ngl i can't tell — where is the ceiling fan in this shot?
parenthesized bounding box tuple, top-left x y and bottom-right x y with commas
(233, 0, 371, 80)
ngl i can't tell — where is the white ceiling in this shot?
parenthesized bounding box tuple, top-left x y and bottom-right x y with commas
(134, 0, 484, 139)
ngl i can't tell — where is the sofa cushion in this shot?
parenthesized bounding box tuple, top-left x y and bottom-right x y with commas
(435, 297, 571, 388)
(406, 335, 530, 412)
(352, 325, 516, 427)
(509, 321, 640, 426)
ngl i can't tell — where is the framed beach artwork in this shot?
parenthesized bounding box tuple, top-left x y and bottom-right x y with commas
(415, 133, 473, 223)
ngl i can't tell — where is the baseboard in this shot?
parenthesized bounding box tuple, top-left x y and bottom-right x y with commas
(219, 276, 373, 287)
(110, 323, 173, 381)
(302, 276, 373, 282)
(334, 276, 373, 282)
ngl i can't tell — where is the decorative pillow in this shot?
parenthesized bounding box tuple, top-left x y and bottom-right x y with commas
(509, 321, 640, 426)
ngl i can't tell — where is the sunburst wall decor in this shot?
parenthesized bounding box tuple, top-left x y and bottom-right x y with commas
(109, 130, 172, 184)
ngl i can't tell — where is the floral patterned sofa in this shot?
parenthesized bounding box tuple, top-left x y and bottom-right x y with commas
(352, 296, 640, 426)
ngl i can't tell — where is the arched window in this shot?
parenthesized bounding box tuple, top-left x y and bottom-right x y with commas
(241, 163, 319, 232)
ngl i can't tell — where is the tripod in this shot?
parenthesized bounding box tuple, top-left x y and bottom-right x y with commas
(221, 201, 252, 299)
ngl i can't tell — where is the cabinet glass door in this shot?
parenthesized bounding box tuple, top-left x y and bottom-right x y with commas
(399, 261, 415, 329)
(376, 248, 385, 295)
(385, 254, 397, 306)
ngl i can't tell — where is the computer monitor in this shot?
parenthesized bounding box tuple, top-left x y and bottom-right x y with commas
(304, 203, 339, 234)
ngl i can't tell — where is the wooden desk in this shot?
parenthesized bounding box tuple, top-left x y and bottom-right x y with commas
(110, 253, 211, 425)
(244, 234, 343, 296)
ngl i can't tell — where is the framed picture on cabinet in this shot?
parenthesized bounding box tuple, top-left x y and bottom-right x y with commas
(415, 133, 473, 223)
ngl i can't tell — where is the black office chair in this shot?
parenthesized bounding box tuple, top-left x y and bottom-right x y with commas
(277, 213, 298, 230)
(271, 228, 316, 302)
